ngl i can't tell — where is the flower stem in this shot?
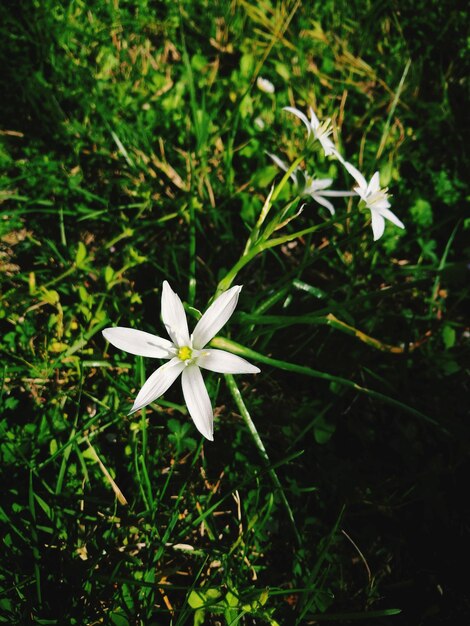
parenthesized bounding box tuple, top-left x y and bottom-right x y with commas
(188, 197, 197, 306)
(212, 337, 446, 432)
(216, 220, 330, 296)
(225, 373, 301, 546)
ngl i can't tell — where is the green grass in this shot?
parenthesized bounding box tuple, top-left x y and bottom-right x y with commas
(0, 1, 468, 624)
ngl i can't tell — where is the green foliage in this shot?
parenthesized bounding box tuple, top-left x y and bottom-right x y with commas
(0, 0, 468, 624)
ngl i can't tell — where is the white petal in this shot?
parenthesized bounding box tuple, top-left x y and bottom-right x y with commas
(268, 152, 298, 185)
(102, 327, 174, 358)
(267, 152, 289, 173)
(370, 199, 391, 211)
(370, 210, 386, 241)
(256, 76, 275, 93)
(321, 190, 357, 197)
(329, 147, 345, 163)
(367, 172, 381, 195)
(320, 136, 336, 156)
(379, 206, 405, 229)
(192, 285, 242, 349)
(344, 161, 368, 191)
(130, 357, 185, 414)
(308, 178, 333, 191)
(197, 349, 260, 374)
(181, 365, 213, 440)
(308, 106, 320, 129)
(311, 194, 335, 215)
(283, 106, 312, 137)
(161, 281, 190, 347)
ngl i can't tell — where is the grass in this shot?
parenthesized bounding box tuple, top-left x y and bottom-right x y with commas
(0, 0, 468, 624)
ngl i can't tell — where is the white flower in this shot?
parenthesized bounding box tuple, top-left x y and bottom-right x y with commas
(254, 116, 265, 130)
(283, 105, 339, 158)
(344, 161, 405, 240)
(268, 153, 355, 215)
(103, 282, 260, 441)
(256, 76, 275, 94)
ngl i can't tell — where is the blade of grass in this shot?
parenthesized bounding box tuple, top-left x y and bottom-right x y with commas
(211, 337, 446, 432)
(225, 373, 301, 546)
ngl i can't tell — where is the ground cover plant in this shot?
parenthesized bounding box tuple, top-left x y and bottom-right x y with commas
(0, 0, 468, 624)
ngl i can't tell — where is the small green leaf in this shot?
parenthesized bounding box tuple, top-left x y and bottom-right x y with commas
(188, 590, 205, 609)
(442, 325, 456, 349)
(225, 591, 239, 607)
(104, 266, 115, 284)
(109, 611, 130, 626)
(314, 415, 336, 445)
(75, 241, 87, 267)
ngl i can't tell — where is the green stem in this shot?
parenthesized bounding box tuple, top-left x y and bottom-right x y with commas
(271, 154, 304, 203)
(42, 264, 75, 289)
(188, 199, 197, 307)
(225, 374, 301, 546)
(211, 337, 445, 431)
(216, 220, 330, 295)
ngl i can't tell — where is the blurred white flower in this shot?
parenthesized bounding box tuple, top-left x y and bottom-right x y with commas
(103, 282, 259, 440)
(344, 162, 405, 240)
(254, 116, 266, 130)
(268, 153, 355, 215)
(283, 105, 339, 158)
(256, 76, 275, 94)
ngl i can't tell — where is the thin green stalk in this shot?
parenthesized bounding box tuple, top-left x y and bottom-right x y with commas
(139, 357, 148, 460)
(429, 220, 460, 317)
(216, 220, 332, 295)
(270, 154, 305, 203)
(28, 472, 42, 606)
(376, 58, 411, 159)
(243, 155, 304, 255)
(211, 338, 446, 432)
(188, 197, 197, 307)
(225, 374, 301, 546)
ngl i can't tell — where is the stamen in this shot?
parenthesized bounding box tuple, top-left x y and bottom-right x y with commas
(178, 346, 193, 361)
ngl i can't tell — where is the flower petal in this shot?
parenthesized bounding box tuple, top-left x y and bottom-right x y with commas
(130, 357, 185, 414)
(344, 161, 368, 191)
(379, 206, 405, 229)
(329, 147, 345, 164)
(181, 365, 214, 440)
(283, 106, 312, 137)
(370, 210, 386, 241)
(321, 190, 357, 197)
(320, 136, 336, 156)
(102, 327, 174, 358)
(192, 285, 242, 349)
(304, 178, 333, 194)
(308, 106, 320, 129)
(311, 194, 335, 215)
(161, 281, 190, 347)
(197, 349, 260, 374)
(371, 199, 391, 211)
(367, 172, 381, 195)
(267, 152, 290, 174)
(267, 152, 299, 186)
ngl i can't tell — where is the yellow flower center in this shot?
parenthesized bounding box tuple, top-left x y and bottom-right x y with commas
(315, 118, 333, 140)
(178, 346, 193, 361)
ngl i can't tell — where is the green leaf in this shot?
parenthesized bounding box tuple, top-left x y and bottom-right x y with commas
(109, 611, 130, 626)
(188, 590, 208, 609)
(442, 325, 456, 349)
(313, 414, 336, 445)
(104, 265, 114, 284)
(75, 241, 87, 267)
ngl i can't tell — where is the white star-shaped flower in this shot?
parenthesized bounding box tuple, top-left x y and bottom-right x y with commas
(103, 282, 260, 441)
(344, 161, 405, 241)
(268, 153, 355, 215)
(283, 105, 339, 158)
